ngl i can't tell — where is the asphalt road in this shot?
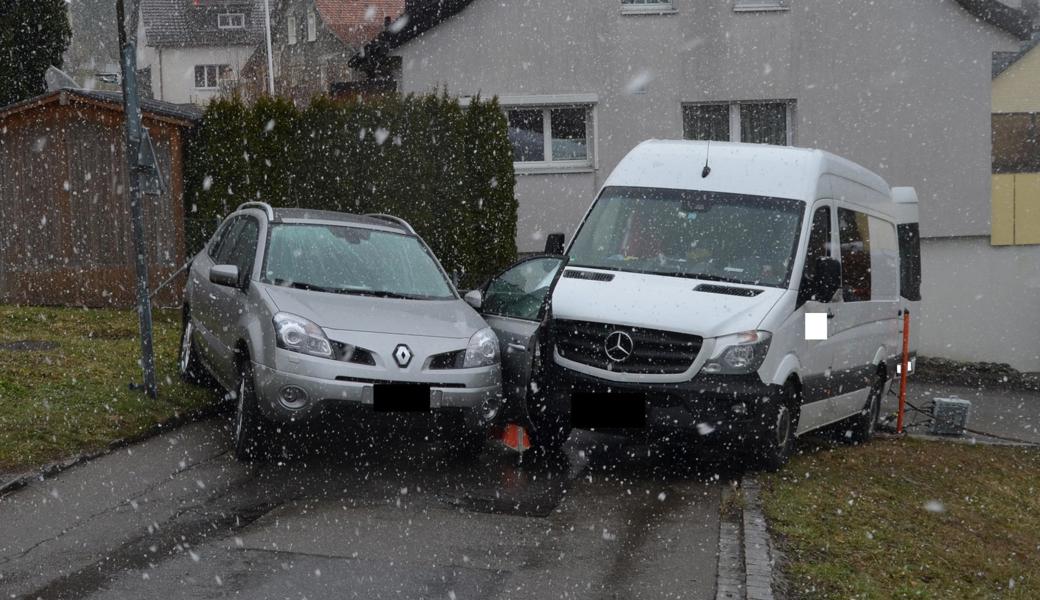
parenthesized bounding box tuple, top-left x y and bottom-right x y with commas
(0, 413, 727, 600)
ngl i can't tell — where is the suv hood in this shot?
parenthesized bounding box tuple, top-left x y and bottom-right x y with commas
(262, 285, 485, 339)
(551, 268, 785, 338)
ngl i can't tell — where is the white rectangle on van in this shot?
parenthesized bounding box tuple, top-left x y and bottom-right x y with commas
(805, 313, 828, 340)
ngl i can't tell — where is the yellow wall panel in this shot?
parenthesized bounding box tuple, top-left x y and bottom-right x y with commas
(993, 47, 1040, 114)
(992, 174, 1016, 245)
(1014, 173, 1040, 245)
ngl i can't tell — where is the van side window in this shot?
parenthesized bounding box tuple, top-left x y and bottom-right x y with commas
(898, 223, 922, 301)
(803, 206, 831, 281)
(838, 208, 872, 302)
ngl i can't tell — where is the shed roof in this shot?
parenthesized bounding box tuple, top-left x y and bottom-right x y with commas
(0, 88, 202, 127)
(140, 0, 265, 48)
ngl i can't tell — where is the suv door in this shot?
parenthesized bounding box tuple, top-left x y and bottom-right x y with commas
(477, 256, 567, 420)
(208, 216, 261, 384)
(192, 216, 243, 371)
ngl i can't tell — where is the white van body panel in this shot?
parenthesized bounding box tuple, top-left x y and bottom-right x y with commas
(554, 140, 915, 438)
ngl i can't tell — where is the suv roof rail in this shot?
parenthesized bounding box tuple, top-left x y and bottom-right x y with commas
(237, 201, 275, 221)
(364, 213, 416, 235)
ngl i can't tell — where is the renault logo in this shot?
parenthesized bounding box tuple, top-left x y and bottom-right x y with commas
(604, 331, 634, 363)
(393, 344, 413, 368)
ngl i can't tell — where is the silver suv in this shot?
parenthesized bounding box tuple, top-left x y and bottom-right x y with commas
(178, 203, 503, 460)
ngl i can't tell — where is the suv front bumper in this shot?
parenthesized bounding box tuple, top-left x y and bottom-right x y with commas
(252, 356, 503, 427)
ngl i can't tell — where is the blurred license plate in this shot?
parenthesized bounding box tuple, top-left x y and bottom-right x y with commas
(373, 383, 431, 412)
(571, 391, 646, 429)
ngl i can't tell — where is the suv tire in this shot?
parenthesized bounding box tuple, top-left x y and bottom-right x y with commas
(233, 360, 270, 462)
(178, 310, 211, 386)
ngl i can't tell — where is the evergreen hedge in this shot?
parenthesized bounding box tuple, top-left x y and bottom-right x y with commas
(184, 93, 518, 287)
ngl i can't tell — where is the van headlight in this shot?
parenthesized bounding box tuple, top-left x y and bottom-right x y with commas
(463, 327, 500, 368)
(702, 331, 771, 375)
(273, 312, 333, 358)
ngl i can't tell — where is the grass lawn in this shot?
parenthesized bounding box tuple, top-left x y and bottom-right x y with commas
(761, 438, 1040, 599)
(0, 306, 219, 473)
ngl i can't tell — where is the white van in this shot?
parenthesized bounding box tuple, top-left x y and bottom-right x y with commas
(467, 140, 920, 469)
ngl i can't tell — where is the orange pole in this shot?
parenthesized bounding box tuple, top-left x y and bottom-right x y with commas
(896, 310, 911, 434)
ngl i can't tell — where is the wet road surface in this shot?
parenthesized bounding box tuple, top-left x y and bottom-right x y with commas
(0, 414, 729, 599)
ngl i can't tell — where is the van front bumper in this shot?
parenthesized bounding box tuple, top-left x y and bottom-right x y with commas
(252, 360, 503, 428)
(549, 368, 784, 439)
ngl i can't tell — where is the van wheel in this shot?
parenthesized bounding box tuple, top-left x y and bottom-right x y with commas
(755, 383, 797, 472)
(233, 361, 270, 462)
(178, 311, 211, 386)
(847, 371, 885, 444)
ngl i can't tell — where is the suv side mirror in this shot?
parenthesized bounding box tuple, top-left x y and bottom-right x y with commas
(544, 233, 566, 256)
(463, 289, 483, 310)
(210, 264, 240, 288)
(800, 257, 842, 304)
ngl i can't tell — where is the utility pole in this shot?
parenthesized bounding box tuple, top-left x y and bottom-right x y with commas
(263, 0, 275, 95)
(116, 0, 157, 398)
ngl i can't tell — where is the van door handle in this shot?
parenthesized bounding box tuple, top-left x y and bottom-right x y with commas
(827, 312, 836, 319)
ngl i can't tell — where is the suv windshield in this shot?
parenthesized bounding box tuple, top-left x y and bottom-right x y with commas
(262, 223, 455, 300)
(568, 186, 805, 287)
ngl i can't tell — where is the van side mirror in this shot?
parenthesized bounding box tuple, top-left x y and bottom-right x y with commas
(544, 233, 565, 256)
(210, 264, 241, 288)
(799, 257, 842, 304)
(463, 289, 483, 310)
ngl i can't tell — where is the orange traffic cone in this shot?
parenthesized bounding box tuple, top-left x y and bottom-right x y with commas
(499, 423, 531, 453)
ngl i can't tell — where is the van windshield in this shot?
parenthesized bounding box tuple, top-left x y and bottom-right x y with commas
(568, 186, 805, 288)
(261, 224, 456, 300)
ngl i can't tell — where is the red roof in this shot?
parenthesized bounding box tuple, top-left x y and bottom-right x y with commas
(315, 0, 406, 46)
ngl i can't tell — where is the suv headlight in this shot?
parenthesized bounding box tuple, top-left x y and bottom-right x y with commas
(273, 312, 333, 358)
(463, 327, 500, 368)
(702, 331, 771, 375)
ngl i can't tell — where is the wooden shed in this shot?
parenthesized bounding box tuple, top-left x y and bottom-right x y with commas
(0, 89, 200, 307)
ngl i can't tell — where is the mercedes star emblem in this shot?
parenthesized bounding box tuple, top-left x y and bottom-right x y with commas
(393, 344, 413, 367)
(604, 331, 634, 363)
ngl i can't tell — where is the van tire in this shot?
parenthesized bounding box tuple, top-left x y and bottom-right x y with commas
(178, 309, 212, 387)
(847, 371, 885, 444)
(755, 383, 798, 472)
(233, 360, 270, 462)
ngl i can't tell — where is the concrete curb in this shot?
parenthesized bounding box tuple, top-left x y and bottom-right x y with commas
(715, 478, 780, 600)
(0, 403, 222, 498)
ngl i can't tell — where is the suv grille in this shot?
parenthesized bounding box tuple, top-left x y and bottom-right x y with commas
(552, 320, 702, 374)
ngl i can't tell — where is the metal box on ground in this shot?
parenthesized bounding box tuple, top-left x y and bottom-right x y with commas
(930, 397, 971, 436)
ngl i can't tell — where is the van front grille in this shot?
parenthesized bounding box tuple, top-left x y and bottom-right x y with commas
(552, 320, 702, 374)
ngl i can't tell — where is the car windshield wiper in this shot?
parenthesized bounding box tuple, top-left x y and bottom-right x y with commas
(271, 279, 346, 294)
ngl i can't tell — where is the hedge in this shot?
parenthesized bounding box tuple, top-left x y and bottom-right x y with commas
(184, 93, 518, 288)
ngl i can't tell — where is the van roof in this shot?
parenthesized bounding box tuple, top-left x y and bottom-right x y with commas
(603, 140, 891, 203)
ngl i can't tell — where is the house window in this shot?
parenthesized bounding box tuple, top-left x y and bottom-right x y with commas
(287, 14, 297, 45)
(217, 13, 245, 29)
(734, 0, 788, 11)
(621, 0, 675, 14)
(307, 9, 317, 41)
(194, 64, 231, 89)
(682, 101, 794, 146)
(506, 105, 593, 169)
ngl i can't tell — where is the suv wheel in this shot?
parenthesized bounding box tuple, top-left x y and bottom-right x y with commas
(233, 361, 270, 462)
(178, 312, 210, 386)
(847, 371, 885, 444)
(755, 383, 798, 472)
